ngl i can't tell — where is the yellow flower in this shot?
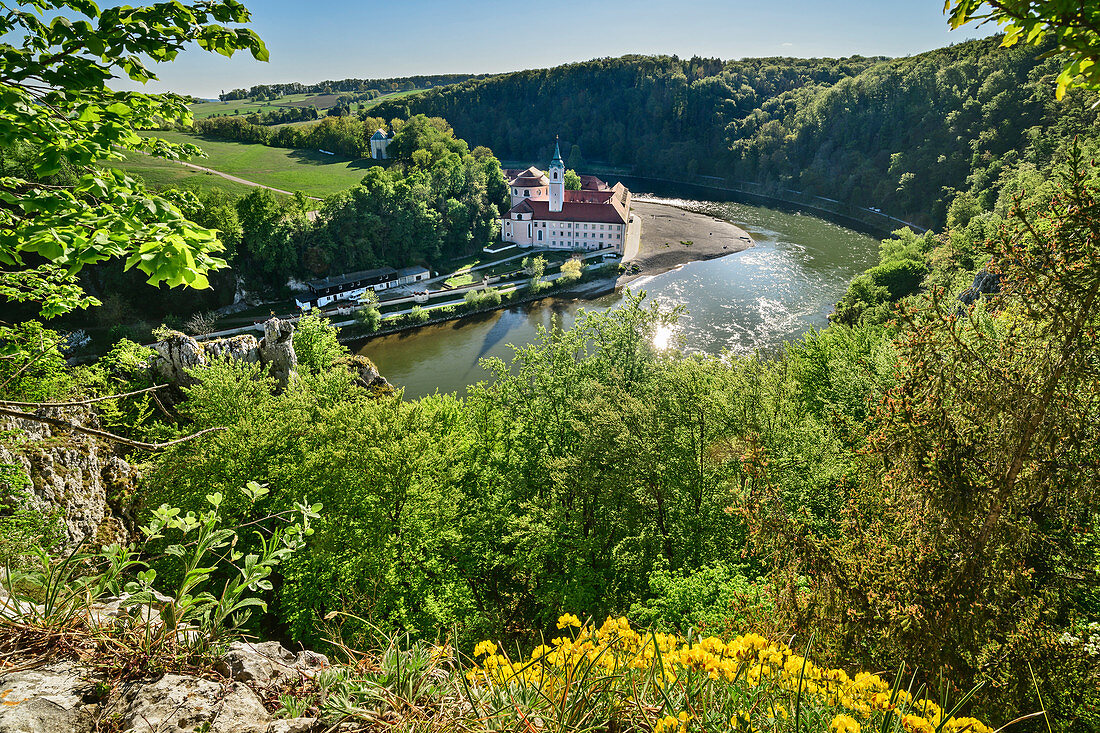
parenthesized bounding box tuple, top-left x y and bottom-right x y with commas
(830, 714, 861, 733)
(557, 613, 582, 629)
(902, 715, 935, 733)
(473, 640, 496, 658)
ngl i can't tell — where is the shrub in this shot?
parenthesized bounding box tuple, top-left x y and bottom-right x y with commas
(356, 306, 382, 332)
(293, 314, 345, 372)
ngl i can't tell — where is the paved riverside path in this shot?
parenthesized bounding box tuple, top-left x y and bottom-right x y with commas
(192, 249, 619, 342)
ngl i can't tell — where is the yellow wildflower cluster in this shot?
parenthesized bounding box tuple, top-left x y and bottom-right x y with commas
(467, 615, 994, 733)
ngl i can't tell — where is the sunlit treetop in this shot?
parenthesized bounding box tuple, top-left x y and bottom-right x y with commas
(0, 0, 268, 318)
(946, 0, 1100, 99)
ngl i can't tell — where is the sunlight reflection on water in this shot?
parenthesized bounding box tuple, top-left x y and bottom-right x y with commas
(357, 195, 881, 397)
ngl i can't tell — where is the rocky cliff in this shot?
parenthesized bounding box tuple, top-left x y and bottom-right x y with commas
(151, 317, 297, 390)
(0, 408, 137, 551)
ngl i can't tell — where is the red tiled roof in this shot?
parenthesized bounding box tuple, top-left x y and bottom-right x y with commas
(579, 175, 609, 190)
(565, 189, 614, 204)
(512, 198, 628, 224)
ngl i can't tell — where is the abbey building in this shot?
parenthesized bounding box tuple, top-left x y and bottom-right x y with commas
(500, 141, 631, 252)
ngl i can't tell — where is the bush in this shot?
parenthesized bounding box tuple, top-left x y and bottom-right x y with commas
(409, 305, 430, 323)
(628, 562, 775, 635)
(356, 306, 382, 332)
(293, 314, 346, 372)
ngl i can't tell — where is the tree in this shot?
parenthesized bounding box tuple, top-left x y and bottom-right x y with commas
(0, 1, 268, 319)
(559, 257, 584, 282)
(567, 144, 585, 169)
(946, 0, 1100, 98)
(564, 169, 582, 190)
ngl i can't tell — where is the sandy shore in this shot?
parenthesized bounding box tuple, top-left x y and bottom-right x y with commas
(622, 200, 754, 282)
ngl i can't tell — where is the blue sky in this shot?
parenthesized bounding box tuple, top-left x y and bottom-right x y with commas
(113, 0, 998, 98)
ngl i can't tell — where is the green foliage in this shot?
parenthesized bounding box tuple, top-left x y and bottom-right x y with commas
(628, 561, 774, 636)
(376, 37, 1098, 227)
(564, 168, 582, 190)
(1, 483, 318, 655)
(832, 228, 934, 326)
(0, 464, 65, 567)
(946, 0, 1100, 99)
(0, 0, 269, 319)
(293, 315, 345, 373)
(356, 306, 382, 332)
(0, 321, 76, 401)
(559, 257, 584, 283)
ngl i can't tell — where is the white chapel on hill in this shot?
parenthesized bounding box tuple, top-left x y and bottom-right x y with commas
(500, 140, 631, 252)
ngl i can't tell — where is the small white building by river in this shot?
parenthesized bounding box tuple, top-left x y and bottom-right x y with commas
(500, 141, 631, 253)
(296, 265, 430, 310)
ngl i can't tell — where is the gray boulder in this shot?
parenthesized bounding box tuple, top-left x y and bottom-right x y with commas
(216, 641, 329, 687)
(112, 674, 269, 733)
(0, 663, 99, 733)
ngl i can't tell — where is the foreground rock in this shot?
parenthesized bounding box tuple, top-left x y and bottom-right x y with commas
(216, 640, 328, 687)
(0, 663, 101, 733)
(0, 640, 328, 732)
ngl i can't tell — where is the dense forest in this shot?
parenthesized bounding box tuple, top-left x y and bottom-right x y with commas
(373, 37, 1100, 227)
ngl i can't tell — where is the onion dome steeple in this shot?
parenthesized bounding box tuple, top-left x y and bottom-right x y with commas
(550, 136, 565, 170)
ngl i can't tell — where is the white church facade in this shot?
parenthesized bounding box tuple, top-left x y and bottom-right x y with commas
(500, 141, 631, 253)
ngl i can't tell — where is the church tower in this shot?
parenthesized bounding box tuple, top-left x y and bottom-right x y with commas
(548, 137, 565, 213)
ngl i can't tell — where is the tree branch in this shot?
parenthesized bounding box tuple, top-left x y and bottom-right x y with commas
(0, 405, 225, 451)
(0, 384, 168, 408)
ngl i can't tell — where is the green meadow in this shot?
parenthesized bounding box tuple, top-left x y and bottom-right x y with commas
(129, 131, 374, 198)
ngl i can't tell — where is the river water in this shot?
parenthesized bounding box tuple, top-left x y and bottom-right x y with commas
(355, 194, 880, 399)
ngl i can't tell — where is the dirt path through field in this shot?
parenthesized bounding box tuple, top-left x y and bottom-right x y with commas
(174, 160, 323, 201)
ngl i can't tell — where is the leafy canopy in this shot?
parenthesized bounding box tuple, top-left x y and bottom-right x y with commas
(946, 0, 1100, 99)
(0, 0, 268, 317)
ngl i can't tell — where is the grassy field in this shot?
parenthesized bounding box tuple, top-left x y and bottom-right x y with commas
(188, 92, 318, 119)
(137, 131, 376, 198)
(108, 153, 266, 196)
(189, 89, 426, 119)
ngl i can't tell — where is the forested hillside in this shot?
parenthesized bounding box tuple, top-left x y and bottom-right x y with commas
(374, 37, 1098, 226)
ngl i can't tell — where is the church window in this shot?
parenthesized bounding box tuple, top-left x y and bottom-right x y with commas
(524, 189, 530, 197)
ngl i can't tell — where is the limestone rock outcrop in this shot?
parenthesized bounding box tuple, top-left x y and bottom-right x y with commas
(151, 318, 296, 389)
(260, 318, 297, 389)
(335, 355, 390, 391)
(0, 663, 101, 733)
(0, 408, 137, 551)
(215, 640, 328, 687)
(958, 265, 1002, 306)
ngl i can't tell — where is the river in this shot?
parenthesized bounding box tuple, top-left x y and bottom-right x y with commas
(355, 193, 881, 399)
